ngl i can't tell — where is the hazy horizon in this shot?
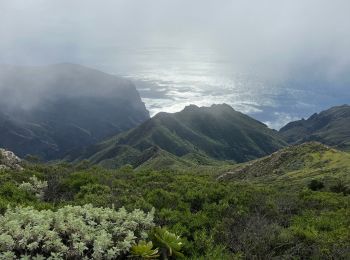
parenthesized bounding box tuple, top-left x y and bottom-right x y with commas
(1, 0, 350, 129)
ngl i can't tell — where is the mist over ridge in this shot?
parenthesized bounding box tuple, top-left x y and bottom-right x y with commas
(1, 1, 350, 128)
(0, 63, 149, 159)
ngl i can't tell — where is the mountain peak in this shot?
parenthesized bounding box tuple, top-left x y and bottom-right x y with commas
(181, 103, 234, 112)
(210, 103, 234, 110)
(183, 104, 199, 110)
(155, 104, 236, 119)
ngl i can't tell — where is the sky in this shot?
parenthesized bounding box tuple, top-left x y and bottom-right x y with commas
(1, 0, 350, 128)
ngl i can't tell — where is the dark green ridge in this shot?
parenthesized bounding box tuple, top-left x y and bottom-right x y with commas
(280, 105, 350, 151)
(75, 104, 287, 168)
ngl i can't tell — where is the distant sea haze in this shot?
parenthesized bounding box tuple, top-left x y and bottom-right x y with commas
(99, 47, 349, 130)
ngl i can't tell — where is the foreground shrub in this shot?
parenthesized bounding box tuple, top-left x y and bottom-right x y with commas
(152, 227, 185, 258)
(130, 241, 160, 259)
(0, 204, 154, 259)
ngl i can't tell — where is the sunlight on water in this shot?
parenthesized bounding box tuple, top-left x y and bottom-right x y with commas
(101, 47, 348, 129)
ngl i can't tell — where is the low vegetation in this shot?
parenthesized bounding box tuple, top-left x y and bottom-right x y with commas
(0, 205, 154, 259)
(0, 144, 349, 259)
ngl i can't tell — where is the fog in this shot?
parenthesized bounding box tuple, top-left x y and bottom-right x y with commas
(1, 0, 350, 128)
(0, 64, 137, 111)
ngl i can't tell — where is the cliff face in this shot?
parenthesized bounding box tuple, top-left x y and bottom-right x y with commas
(0, 64, 149, 159)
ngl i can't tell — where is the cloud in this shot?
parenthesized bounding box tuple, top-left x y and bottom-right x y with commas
(1, 0, 350, 80)
(0, 0, 350, 128)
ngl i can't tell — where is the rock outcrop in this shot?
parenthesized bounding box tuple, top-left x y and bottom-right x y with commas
(0, 148, 23, 171)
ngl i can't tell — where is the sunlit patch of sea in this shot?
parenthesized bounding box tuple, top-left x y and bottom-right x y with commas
(100, 47, 349, 130)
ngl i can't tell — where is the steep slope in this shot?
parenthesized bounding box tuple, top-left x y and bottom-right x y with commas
(0, 64, 149, 159)
(218, 142, 350, 189)
(76, 104, 287, 168)
(0, 112, 57, 158)
(280, 105, 350, 151)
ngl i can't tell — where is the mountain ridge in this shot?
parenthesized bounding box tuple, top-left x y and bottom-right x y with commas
(280, 104, 350, 151)
(0, 63, 149, 159)
(74, 103, 287, 168)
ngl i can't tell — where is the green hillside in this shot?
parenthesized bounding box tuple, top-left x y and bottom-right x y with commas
(1, 143, 349, 259)
(75, 104, 287, 168)
(280, 105, 350, 151)
(219, 142, 350, 191)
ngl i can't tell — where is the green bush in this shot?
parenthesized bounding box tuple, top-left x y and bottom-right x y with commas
(18, 176, 48, 200)
(74, 184, 113, 207)
(308, 179, 325, 191)
(151, 227, 185, 259)
(330, 182, 350, 195)
(130, 241, 160, 259)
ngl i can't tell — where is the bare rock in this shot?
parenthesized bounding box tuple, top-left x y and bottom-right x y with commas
(0, 148, 23, 171)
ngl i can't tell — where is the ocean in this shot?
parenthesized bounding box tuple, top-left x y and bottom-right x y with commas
(96, 46, 349, 129)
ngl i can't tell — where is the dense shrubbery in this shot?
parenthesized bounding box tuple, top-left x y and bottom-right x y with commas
(0, 205, 155, 259)
(0, 163, 349, 259)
